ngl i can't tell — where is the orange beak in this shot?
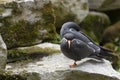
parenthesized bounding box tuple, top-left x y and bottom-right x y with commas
(67, 40, 71, 48)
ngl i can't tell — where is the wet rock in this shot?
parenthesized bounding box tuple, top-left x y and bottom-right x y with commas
(52, 0, 89, 32)
(0, 34, 7, 70)
(88, 0, 120, 11)
(6, 53, 120, 80)
(0, 0, 57, 49)
(80, 11, 110, 42)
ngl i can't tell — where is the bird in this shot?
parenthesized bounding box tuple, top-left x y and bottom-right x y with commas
(60, 22, 117, 68)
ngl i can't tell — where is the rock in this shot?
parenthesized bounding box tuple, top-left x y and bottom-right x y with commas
(0, 34, 7, 70)
(7, 43, 60, 63)
(103, 9, 120, 25)
(0, 0, 57, 49)
(88, 0, 120, 11)
(0, 74, 26, 80)
(6, 53, 120, 80)
(101, 21, 120, 46)
(51, 0, 89, 32)
(80, 11, 110, 42)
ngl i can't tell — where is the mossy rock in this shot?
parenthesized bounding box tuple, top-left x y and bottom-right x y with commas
(53, 5, 77, 33)
(7, 43, 60, 63)
(0, 72, 41, 80)
(88, 0, 120, 11)
(0, 1, 58, 49)
(0, 74, 26, 80)
(101, 21, 120, 46)
(52, 0, 88, 33)
(80, 11, 111, 43)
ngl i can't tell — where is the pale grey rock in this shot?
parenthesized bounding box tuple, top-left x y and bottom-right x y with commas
(51, 0, 89, 23)
(6, 52, 120, 80)
(7, 43, 60, 63)
(0, 0, 57, 48)
(1, 9, 12, 18)
(0, 34, 7, 70)
(88, 0, 120, 11)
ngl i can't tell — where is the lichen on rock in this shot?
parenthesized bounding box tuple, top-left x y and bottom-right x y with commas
(0, 0, 57, 49)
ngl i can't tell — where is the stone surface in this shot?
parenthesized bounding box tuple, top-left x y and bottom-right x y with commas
(6, 53, 120, 80)
(101, 21, 120, 46)
(88, 0, 120, 11)
(0, 0, 89, 49)
(7, 43, 60, 63)
(80, 11, 110, 42)
(51, 0, 89, 32)
(0, 0, 57, 49)
(0, 34, 7, 70)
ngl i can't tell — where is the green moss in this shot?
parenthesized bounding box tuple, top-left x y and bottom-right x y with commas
(8, 46, 60, 62)
(40, 1, 59, 42)
(41, 2, 55, 24)
(0, 57, 7, 69)
(101, 0, 114, 8)
(0, 8, 5, 15)
(81, 3, 88, 10)
(0, 1, 59, 48)
(26, 73, 41, 80)
(0, 73, 26, 80)
(53, 5, 77, 33)
(0, 20, 40, 49)
(80, 13, 110, 42)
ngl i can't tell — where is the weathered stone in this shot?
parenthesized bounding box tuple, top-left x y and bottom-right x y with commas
(101, 21, 120, 46)
(80, 11, 110, 42)
(0, 0, 57, 49)
(0, 34, 7, 70)
(7, 43, 60, 63)
(88, 0, 120, 11)
(6, 53, 120, 80)
(51, 0, 89, 32)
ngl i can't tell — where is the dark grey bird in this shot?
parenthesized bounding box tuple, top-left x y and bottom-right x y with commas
(60, 22, 117, 68)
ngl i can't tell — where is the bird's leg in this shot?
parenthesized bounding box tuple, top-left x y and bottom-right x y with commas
(70, 61, 77, 68)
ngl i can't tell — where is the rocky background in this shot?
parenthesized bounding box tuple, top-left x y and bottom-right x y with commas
(0, 0, 120, 80)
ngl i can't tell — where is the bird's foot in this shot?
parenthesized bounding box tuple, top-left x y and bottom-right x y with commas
(69, 62, 77, 68)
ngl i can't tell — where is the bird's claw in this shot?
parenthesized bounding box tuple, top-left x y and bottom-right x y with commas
(69, 63, 77, 68)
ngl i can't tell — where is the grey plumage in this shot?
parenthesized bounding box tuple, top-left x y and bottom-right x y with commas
(60, 22, 117, 65)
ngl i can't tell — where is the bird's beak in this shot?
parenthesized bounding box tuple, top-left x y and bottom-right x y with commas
(67, 40, 71, 48)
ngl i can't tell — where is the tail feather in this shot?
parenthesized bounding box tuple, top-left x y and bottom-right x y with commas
(99, 47, 118, 62)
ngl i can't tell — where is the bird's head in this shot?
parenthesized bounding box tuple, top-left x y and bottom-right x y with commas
(63, 33, 75, 48)
(60, 22, 80, 38)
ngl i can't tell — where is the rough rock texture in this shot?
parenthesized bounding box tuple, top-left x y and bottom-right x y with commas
(88, 0, 120, 11)
(0, 0, 89, 49)
(80, 11, 110, 42)
(7, 43, 60, 63)
(6, 53, 120, 80)
(51, 0, 89, 32)
(0, 0, 57, 49)
(0, 34, 7, 70)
